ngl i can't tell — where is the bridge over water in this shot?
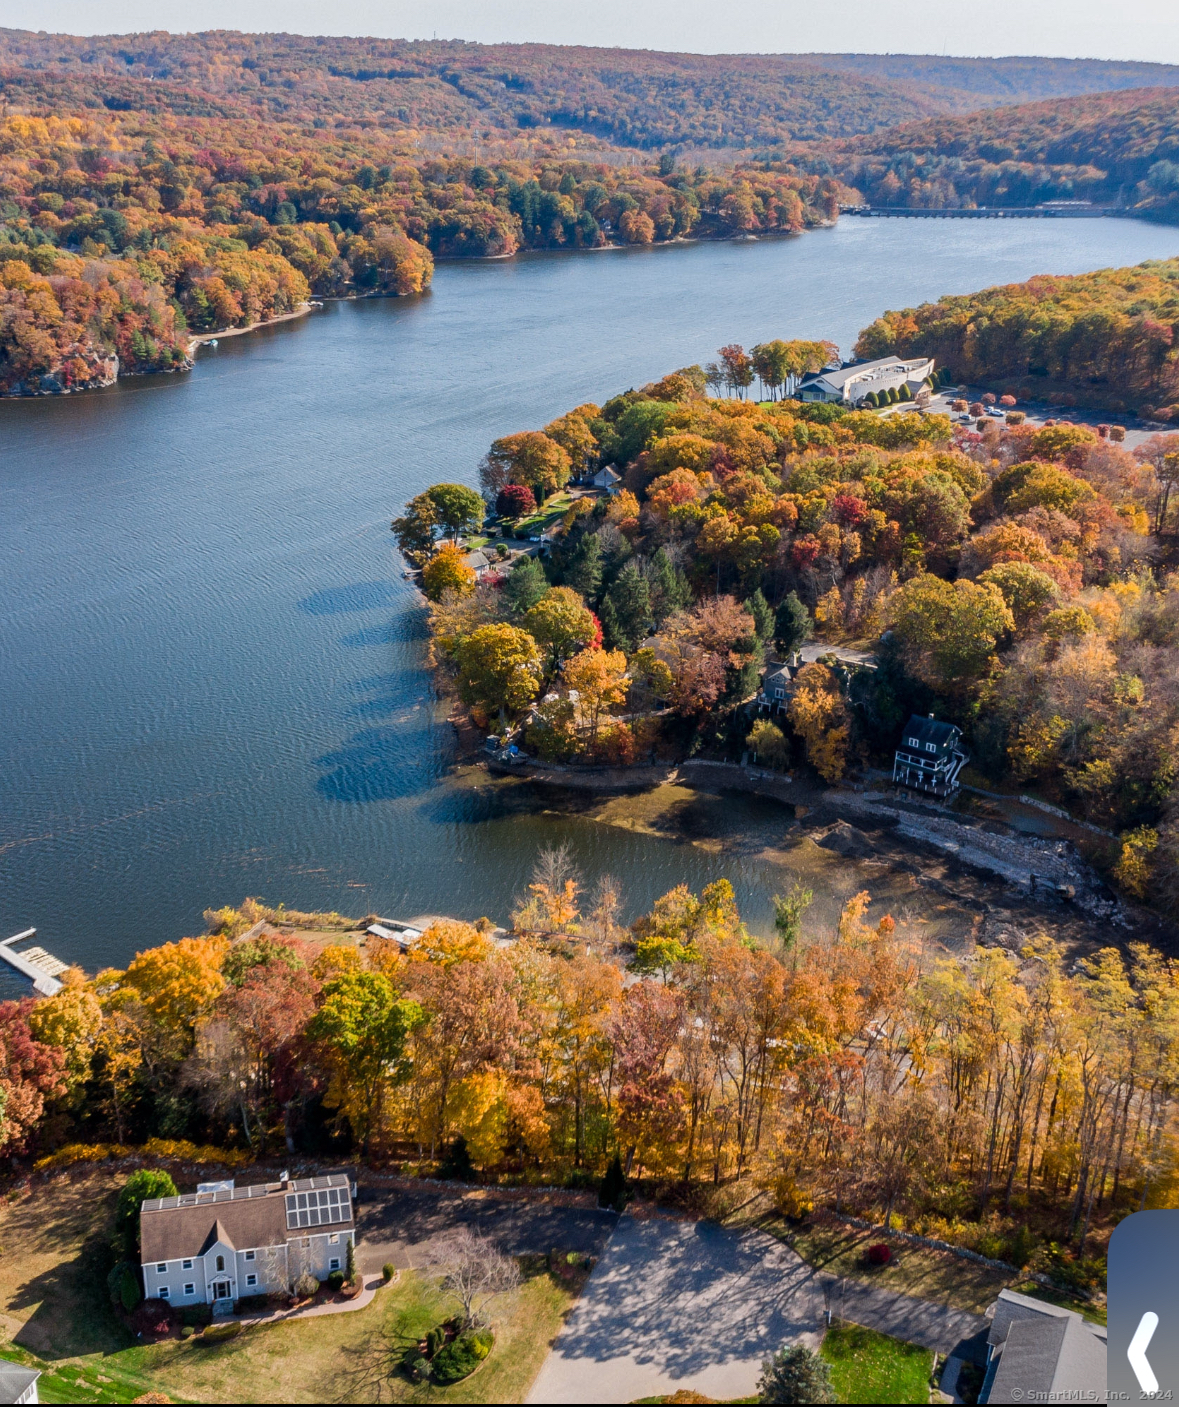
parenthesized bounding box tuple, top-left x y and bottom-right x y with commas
(841, 205, 1125, 220)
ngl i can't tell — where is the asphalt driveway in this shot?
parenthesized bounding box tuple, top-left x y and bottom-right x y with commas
(354, 1178, 616, 1273)
(525, 1214, 826, 1404)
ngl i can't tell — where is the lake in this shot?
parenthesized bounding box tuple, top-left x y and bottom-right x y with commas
(3, 216, 1177, 978)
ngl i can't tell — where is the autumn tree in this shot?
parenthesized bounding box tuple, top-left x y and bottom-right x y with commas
(482, 431, 571, 501)
(308, 970, 423, 1154)
(787, 662, 851, 782)
(0, 1000, 67, 1153)
(522, 586, 598, 673)
(563, 647, 628, 749)
(454, 623, 543, 723)
(889, 574, 1014, 695)
(422, 544, 477, 602)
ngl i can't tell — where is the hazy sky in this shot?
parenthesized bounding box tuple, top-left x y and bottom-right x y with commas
(4, 0, 1179, 65)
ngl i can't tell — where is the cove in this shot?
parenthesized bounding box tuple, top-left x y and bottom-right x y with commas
(2, 216, 1178, 980)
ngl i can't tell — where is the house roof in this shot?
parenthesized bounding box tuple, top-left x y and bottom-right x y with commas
(896, 714, 963, 759)
(985, 1313, 1106, 1403)
(0, 1363, 40, 1401)
(592, 466, 622, 484)
(762, 665, 793, 691)
(799, 355, 933, 394)
(140, 1174, 353, 1264)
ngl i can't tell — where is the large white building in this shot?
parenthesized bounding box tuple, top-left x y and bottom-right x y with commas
(797, 355, 935, 405)
(140, 1173, 355, 1309)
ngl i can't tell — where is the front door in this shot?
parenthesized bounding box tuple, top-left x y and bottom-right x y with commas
(214, 1280, 232, 1300)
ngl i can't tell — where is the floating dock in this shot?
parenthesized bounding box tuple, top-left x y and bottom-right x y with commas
(0, 929, 65, 995)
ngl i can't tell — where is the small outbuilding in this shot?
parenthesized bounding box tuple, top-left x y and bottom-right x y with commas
(0, 1363, 40, 1405)
(893, 714, 968, 797)
(589, 466, 622, 493)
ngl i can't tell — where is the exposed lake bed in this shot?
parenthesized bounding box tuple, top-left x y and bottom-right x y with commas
(4, 216, 1179, 980)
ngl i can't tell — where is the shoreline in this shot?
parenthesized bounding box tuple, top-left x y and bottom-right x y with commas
(188, 301, 316, 350)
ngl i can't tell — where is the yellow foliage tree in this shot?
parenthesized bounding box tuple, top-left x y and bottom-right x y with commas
(787, 662, 851, 782)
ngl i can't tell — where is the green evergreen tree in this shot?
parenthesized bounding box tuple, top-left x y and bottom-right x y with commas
(647, 547, 691, 625)
(745, 588, 774, 642)
(758, 1345, 836, 1403)
(564, 532, 604, 603)
(504, 556, 550, 614)
(604, 561, 653, 652)
(598, 595, 624, 651)
(599, 1153, 628, 1211)
(114, 1169, 178, 1260)
(773, 592, 813, 656)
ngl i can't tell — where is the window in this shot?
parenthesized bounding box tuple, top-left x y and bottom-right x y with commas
(156, 1262, 167, 1272)
(215, 1255, 225, 1273)
(184, 1283, 195, 1296)
(907, 737, 919, 747)
(925, 742, 937, 753)
(244, 1250, 255, 1261)
(159, 1287, 170, 1300)
(246, 1274, 257, 1287)
(329, 1258, 340, 1271)
(329, 1233, 339, 1245)
(182, 1260, 193, 1270)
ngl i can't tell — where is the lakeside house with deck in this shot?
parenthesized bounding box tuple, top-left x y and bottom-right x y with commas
(140, 1173, 355, 1310)
(893, 714, 968, 798)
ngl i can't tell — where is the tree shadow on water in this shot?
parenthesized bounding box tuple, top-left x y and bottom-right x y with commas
(298, 582, 398, 615)
(315, 724, 448, 803)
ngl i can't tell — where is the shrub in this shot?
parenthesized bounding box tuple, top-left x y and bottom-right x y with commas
(952, 399, 968, 411)
(327, 1270, 345, 1292)
(400, 1346, 428, 1381)
(432, 1329, 494, 1384)
(758, 1344, 836, 1403)
(898, 382, 912, 401)
(180, 1325, 195, 1340)
(864, 1243, 893, 1266)
(131, 1298, 174, 1337)
(1110, 425, 1126, 442)
(1006, 411, 1026, 424)
(294, 1272, 320, 1298)
(199, 1321, 242, 1345)
(382, 1262, 396, 1282)
(771, 1175, 814, 1221)
(982, 392, 996, 405)
(1009, 1224, 1039, 1268)
(438, 1134, 475, 1181)
(346, 1239, 357, 1284)
(119, 1266, 142, 1312)
(1000, 394, 1017, 407)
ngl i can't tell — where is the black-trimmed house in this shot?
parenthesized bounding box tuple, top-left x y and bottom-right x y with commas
(893, 715, 968, 798)
(139, 1173, 355, 1311)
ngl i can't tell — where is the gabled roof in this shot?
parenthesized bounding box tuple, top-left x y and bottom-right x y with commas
(986, 1312, 1105, 1402)
(199, 1219, 235, 1255)
(591, 465, 622, 484)
(0, 1363, 40, 1400)
(140, 1174, 353, 1264)
(896, 714, 962, 756)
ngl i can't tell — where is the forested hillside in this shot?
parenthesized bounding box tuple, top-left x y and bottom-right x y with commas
(824, 87, 1179, 216)
(0, 108, 844, 394)
(1, 32, 1177, 152)
(857, 260, 1179, 416)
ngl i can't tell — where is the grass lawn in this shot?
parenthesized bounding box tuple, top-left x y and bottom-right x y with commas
(0, 1169, 582, 1404)
(820, 1321, 934, 1405)
(1010, 1280, 1107, 1326)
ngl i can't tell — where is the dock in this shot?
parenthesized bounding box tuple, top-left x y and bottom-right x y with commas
(0, 929, 66, 995)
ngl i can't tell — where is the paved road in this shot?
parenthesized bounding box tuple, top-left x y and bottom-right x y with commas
(525, 1215, 826, 1404)
(832, 1277, 987, 1355)
(354, 1179, 616, 1273)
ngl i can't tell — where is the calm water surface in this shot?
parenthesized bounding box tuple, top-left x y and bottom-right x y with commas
(3, 218, 1178, 975)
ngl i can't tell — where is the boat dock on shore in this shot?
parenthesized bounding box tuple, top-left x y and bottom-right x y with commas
(0, 929, 66, 995)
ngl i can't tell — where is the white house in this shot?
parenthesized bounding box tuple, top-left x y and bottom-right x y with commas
(589, 465, 622, 493)
(797, 355, 935, 405)
(140, 1174, 355, 1310)
(0, 1364, 40, 1405)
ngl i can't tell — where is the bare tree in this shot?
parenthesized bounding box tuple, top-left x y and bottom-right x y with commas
(585, 874, 624, 949)
(440, 1229, 522, 1329)
(532, 841, 581, 898)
